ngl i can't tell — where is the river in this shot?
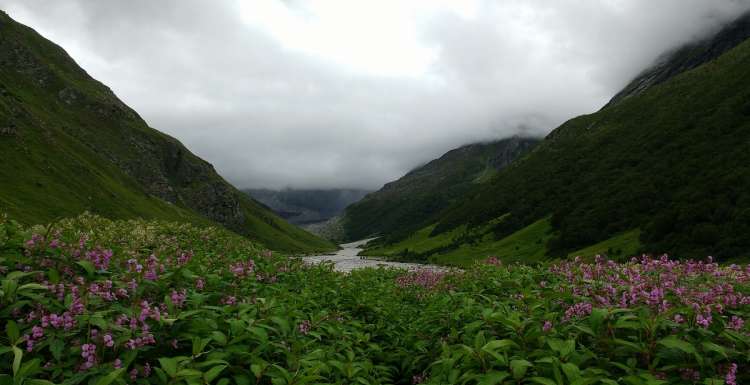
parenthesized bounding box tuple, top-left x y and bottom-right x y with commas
(303, 238, 451, 273)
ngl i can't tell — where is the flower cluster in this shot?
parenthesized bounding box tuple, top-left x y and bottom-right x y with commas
(230, 258, 256, 278)
(550, 255, 750, 328)
(84, 247, 113, 270)
(395, 270, 448, 291)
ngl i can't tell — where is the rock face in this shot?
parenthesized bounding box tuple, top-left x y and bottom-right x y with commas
(343, 136, 540, 242)
(607, 12, 750, 107)
(0, 11, 333, 252)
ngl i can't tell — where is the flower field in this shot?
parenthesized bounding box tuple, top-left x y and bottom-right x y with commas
(0, 214, 748, 384)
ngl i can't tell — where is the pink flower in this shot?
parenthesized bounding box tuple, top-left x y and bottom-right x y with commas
(170, 289, 187, 308)
(229, 259, 256, 278)
(298, 320, 312, 335)
(395, 270, 447, 290)
(81, 343, 96, 369)
(485, 256, 501, 266)
(727, 316, 744, 331)
(725, 363, 737, 385)
(113, 358, 122, 369)
(563, 302, 592, 321)
(696, 313, 712, 328)
(195, 278, 205, 290)
(103, 334, 114, 348)
(542, 321, 553, 332)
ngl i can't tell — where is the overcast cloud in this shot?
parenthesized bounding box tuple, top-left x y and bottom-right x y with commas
(1, 0, 749, 189)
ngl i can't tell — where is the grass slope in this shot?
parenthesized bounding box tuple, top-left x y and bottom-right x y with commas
(0, 10, 333, 253)
(363, 217, 554, 267)
(565, 229, 641, 261)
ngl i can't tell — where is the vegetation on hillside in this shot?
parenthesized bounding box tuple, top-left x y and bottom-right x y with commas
(343, 137, 538, 243)
(0, 11, 333, 253)
(429, 23, 750, 262)
(1, 214, 748, 384)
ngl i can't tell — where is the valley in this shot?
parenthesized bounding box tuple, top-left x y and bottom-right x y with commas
(1, 5, 749, 385)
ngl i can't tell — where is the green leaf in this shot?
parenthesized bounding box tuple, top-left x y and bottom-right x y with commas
(6, 320, 19, 344)
(159, 357, 178, 378)
(11, 346, 22, 376)
(547, 338, 575, 357)
(154, 367, 168, 384)
(192, 337, 210, 356)
(251, 363, 267, 379)
(561, 362, 581, 382)
(26, 380, 56, 385)
(477, 371, 509, 385)
(176, 369, 203, 378)
(49, 339, 64, 361)
(482, 339, 518, 352)
(18, 283, 47, 291)
(510, 359, 532, 380)
(589, 308, 608, 332)
(701, 341, 728, 358)
(657, 336, 696, 354)
(6, 271, 35, 281)
(16, 358, 40, 379)
(204, 365, 227, 383)
(75, 260, 95, 275)
(529, 377, 557, 385)
(210, 331, 227, 346)
(612, 338, 642, 353)
(94, 368, 125, 385)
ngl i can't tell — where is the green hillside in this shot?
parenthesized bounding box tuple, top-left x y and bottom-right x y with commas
(343, 137, 538, 243)
(430, 14, 750, 261)
(356, 12, 750, 263)
(0, 11, 334, 252)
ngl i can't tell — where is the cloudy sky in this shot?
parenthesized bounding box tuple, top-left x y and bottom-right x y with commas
(2, 1, 749, 189)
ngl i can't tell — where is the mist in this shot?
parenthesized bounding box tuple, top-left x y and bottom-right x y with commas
(2, 0, 748, 189)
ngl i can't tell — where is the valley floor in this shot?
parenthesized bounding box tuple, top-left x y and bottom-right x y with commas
(304, 238, 452, 272)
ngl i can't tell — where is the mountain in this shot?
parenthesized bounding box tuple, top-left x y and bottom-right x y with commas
(244, 188, 370, 225)
(0, 11, 334, 253)
(342, 136, 539, 243)
(366, 12, 750, 265)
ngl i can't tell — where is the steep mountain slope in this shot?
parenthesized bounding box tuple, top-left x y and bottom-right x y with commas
(245, 188, 370, 225)
(0, 11, 333, 252)
(607, 12, 750, 106)
(428, 12, 750, 262)
(343, 137, 539, 242)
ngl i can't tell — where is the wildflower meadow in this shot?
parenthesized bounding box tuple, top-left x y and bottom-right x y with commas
(0, 214, 748, 384)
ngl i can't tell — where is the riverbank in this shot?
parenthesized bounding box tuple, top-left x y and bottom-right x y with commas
(302, 238, 452, 272)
